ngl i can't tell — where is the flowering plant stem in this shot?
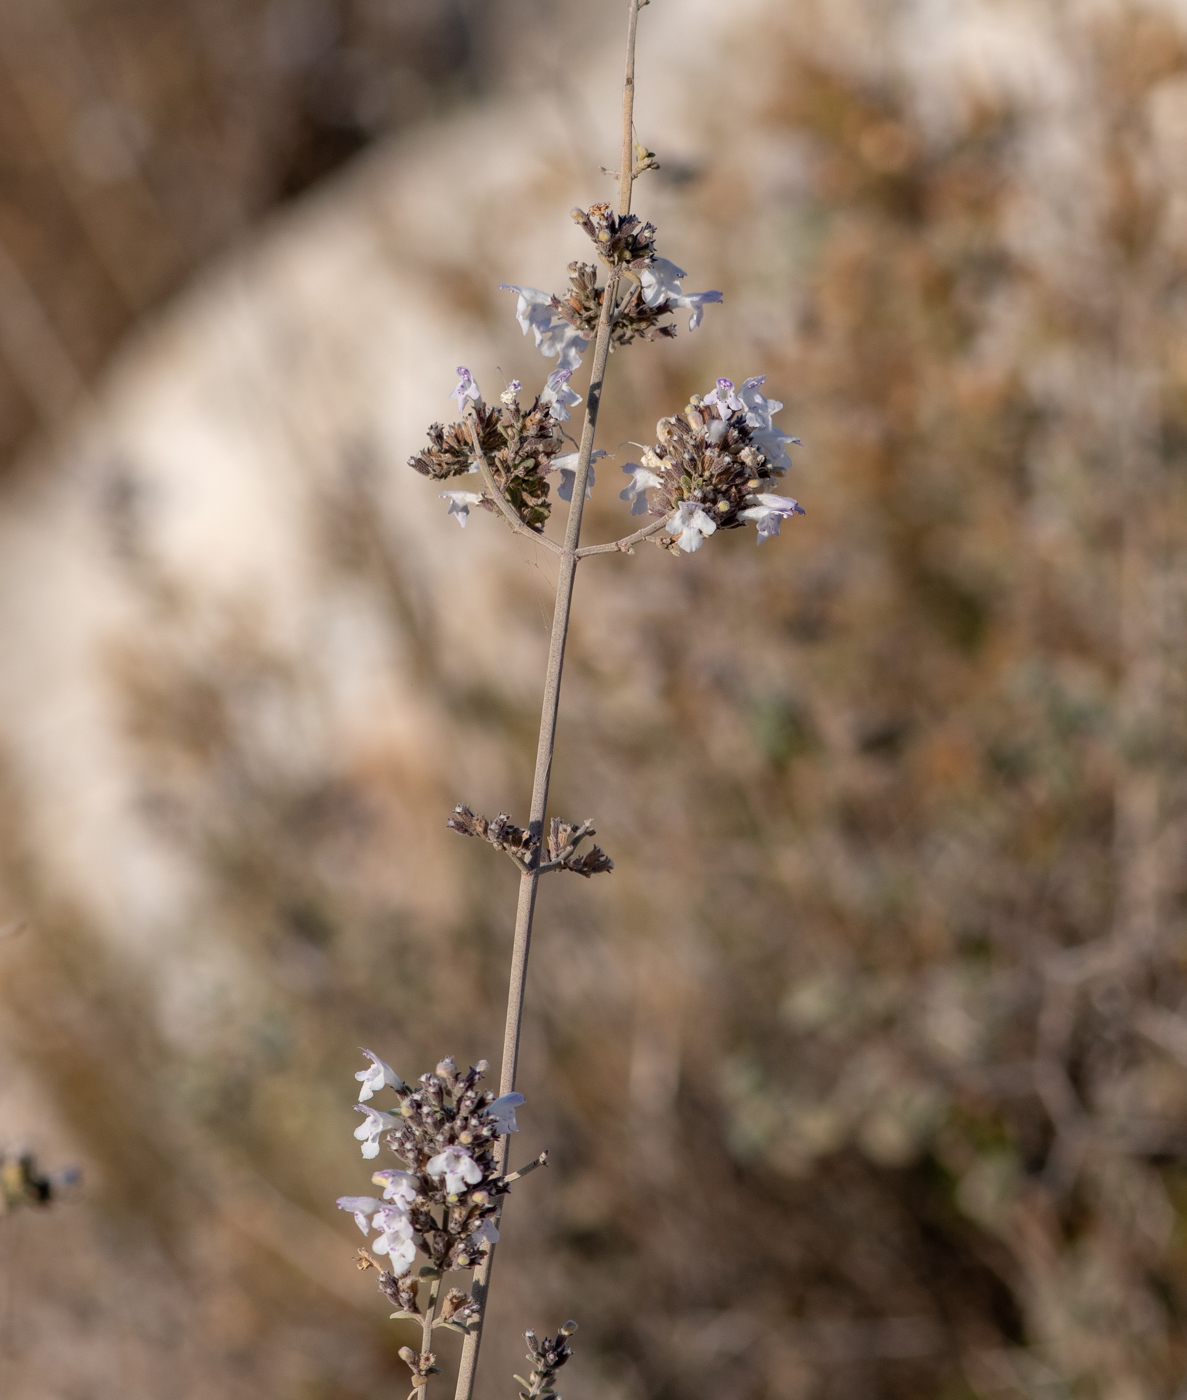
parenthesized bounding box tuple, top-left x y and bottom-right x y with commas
(450, 6, 644, 1399)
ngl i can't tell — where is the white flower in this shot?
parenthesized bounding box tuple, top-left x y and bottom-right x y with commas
(450, 366, 482, 412)
(739, 374, 781, 424)
(468, 1217, 500, 1249)
(356, 1049, 404, 1102)
(371, 1206, 417, 1273)
(484, 1092, 525, 1135)
(738, 492, 805, 543)
(500, 379, 522, 407)
(500, 283, 591, 371)
(354, 1104, 399, 1159)
(619, 462, 663, 515)
(426, 1145, 484, 1196)
(376, 1233, 417, 1274)
(552, 450, 606, 502)
(703, 377, 744, 417)
(371, 1168, 419, 1206)
(750, 424, 798, 474)
(638, 257, 723, 330)
(441, 490, 483, 527)
(539, 368, 582, 422)
(546, 322, 591, 372)
(501, 283, 555, 338)
(737, 375, 800, 473)
(336, 1195, 387, 1235)
(666, 501, 718, 553)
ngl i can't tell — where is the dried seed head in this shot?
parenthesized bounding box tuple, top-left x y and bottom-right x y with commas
(571, 204, 658, 268)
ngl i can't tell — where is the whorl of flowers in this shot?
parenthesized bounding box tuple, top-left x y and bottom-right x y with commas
(338, 1051, 527, 1278)
(408, 372, 571, 531)
(535, 260, 680, 351)
(625, 376, 805, 552)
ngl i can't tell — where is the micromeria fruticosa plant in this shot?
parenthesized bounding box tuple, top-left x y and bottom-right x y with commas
(334, 5, 803, 1399)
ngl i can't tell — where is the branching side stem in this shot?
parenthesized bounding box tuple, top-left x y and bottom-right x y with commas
(469, 434, 564, 556)
(450, 7, 644, 1400)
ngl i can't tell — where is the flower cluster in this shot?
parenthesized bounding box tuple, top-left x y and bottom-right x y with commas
(501, 239, 720, 372)
(622, 376, 805, 552)
(409, 204, 726, 536)
(338, 1051, 526, 1277)
(408, 371, 575, 531)
(514, 1321, 578, 1400)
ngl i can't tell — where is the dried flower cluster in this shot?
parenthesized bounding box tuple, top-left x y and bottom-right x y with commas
(571, 202, 657, 267)
(622, 376, 805, 552)
(447, 805, 613, 878)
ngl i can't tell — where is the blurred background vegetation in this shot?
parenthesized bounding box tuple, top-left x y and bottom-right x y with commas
(1, 1, 1186, 1399)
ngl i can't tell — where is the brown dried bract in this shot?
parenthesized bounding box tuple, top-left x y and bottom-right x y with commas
(379, 1269, 422, 1315)
(437, 1288, 481, 1333)
(447, 804, 534, 861)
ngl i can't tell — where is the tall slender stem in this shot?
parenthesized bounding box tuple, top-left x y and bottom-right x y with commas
(620, 0, 640, 218)
(450, 7, 643, 1400)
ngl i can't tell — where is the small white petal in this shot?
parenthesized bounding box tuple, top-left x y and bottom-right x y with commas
(440, 490, 484, 528)
(485, 1092, 525, 1134)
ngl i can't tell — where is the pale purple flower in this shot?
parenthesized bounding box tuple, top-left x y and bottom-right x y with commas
(540, 368, 582, 422)
(356, 1049, 404, 1102)
(738, 492, 805, 542)
(619, 462, 663, 515)
(426, 1145, 484, 1196)
(450, 367, 482, 412)
(354, 1103, 399, 1159)
(666, 501, 718, 553)
(441, 490, 483, 527)
(704, 378, 745, 417)
(500, 283, 591, 371)
(638, 257, 723, 330)
(336, 1195, 387, 1235)
(468, 1218, 500, 1249)
(371, 1168, 419, 1206)
(552, 449, 606, 502)
(484, 1092, 525, 1135)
